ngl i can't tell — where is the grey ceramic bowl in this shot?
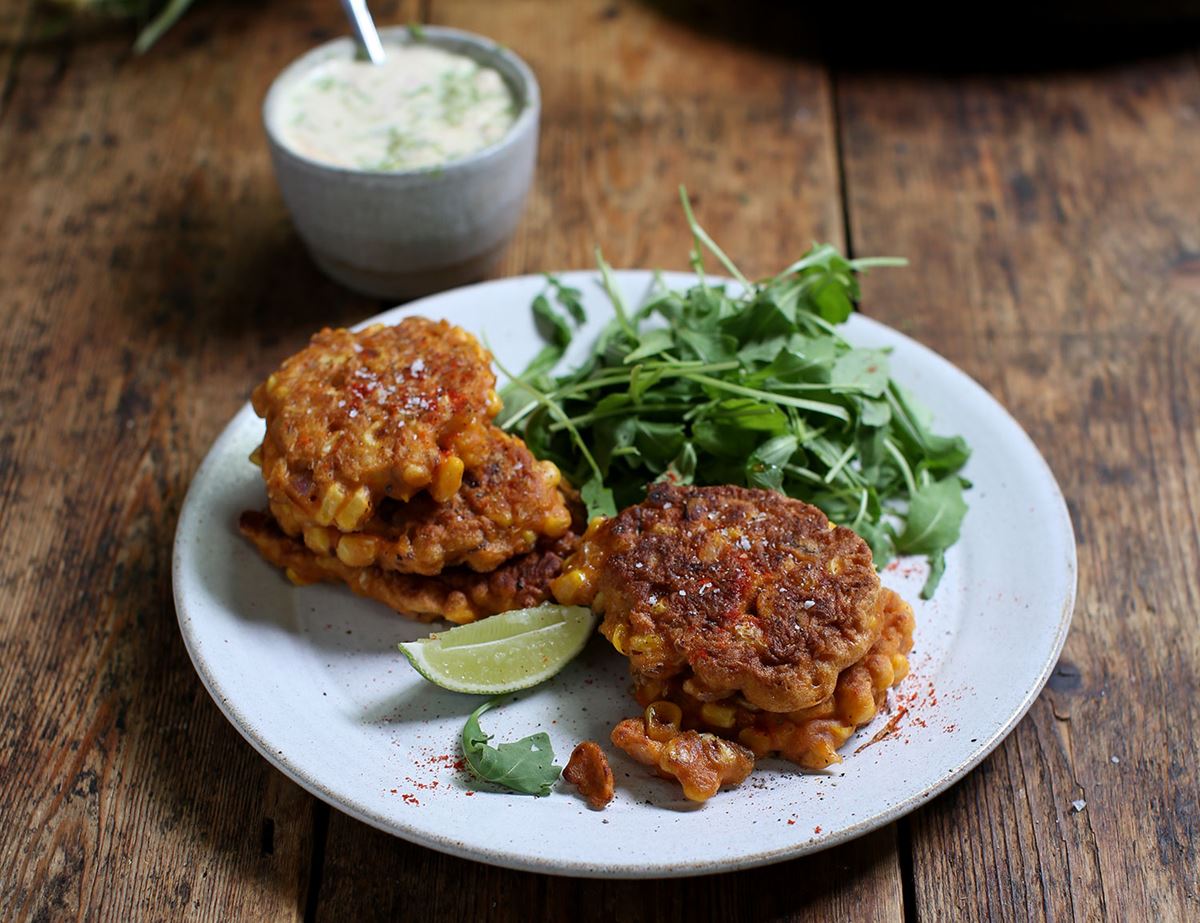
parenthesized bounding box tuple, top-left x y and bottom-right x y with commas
(263, 27, 539, 300)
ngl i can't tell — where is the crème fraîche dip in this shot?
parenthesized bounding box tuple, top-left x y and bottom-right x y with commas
(275, 42, 518, 172)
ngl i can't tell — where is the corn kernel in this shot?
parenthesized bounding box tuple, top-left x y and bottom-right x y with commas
(540, 460, 562, 489)
(334, 486, 371, 531)
(430, 455, 465, 503)
(486, 388, 503, 417)
(550, 568, 591, 605)
(248, 444, 263, 467)
(842, 688, 876, 726)
(303, 526, 334, 556)
(645, 701, 683, 742)
(402, 463, 430, 488)
(609, 623, 629, 655)
(315, 483, 348, 527)
(542, 507, 573, 537)
(285, 567, 315, 586)
(336, 534, 379, 568)
(738, 728, 773, 758)
(827, 556, 844, 575)
(700, 703, 737, 729)
(870, 656, 896, 692)
(629, 633, 666, 663)
(829, 723, 854, 748)
(444, 608, 477, 625)
(891, 654, 910, 683)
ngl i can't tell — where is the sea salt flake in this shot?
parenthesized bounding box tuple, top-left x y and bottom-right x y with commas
(737, 536, 751, 550)
(803, 600, 815, 609)
(410, 358, 426, 374)
(1071, 799, 1087, 813)
(678, 590, 686, 596)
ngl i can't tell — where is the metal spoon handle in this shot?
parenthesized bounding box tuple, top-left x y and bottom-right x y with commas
(340, 0, 387, 64)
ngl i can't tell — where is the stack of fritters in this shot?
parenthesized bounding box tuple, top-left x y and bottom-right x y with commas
(240, 318, 580, 624)
(552, 483, 914, 801)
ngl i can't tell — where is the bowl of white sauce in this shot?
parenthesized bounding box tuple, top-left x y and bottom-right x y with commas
(263, 26, 539, 300)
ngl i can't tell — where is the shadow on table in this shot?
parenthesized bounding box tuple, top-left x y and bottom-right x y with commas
(642, 0, 1200, 72)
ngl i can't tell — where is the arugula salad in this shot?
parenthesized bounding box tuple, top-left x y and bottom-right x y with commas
(500, 190, 970, 599)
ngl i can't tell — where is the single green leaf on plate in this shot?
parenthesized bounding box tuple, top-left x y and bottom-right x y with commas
(462, 697, 561, 796)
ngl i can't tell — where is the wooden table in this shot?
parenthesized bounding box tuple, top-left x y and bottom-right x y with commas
(2, 1, 1197, 919)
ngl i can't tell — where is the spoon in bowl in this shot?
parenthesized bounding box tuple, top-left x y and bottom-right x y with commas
(339, 0, 387, 64)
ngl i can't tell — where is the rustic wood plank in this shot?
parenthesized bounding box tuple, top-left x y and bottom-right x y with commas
(317, 822, 903, 921)
(476, 0, 846, 277)
(315, 2, 903, 919)
(837, 55, 1200, 921)
(0, 2, 414, 919)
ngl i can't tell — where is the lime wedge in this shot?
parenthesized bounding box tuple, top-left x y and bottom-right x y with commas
(398, 605, 596, 694)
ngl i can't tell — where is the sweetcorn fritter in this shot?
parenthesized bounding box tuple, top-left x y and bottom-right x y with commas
(238, 511, 578, 624)
(252, 319, 501, 534)
(552, 483, 885, 712)
(269, 428, 574, 576)
(608, 587, 913, 801)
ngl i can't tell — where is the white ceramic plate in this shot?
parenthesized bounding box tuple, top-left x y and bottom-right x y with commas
(173, 271, 1076, 878)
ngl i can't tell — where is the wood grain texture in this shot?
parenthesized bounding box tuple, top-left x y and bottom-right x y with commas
(313, 2, 903, 921)
(0, 1, 413, 919)
(316, 822, 902, 922)
(458, 0, 846, 277)
(837, 54, 1200, 922)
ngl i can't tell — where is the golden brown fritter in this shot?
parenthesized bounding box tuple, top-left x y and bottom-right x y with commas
(252, 319, 501, 534)
(238, 510, 578, 624)
(552, 483, 885, 712)
(611, 589, 912, 800)
(655, 587, 914, 770)
(269, 428, 575, 576)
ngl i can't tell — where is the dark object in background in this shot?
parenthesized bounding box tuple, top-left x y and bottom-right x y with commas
(645, 0, 1200, 71)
